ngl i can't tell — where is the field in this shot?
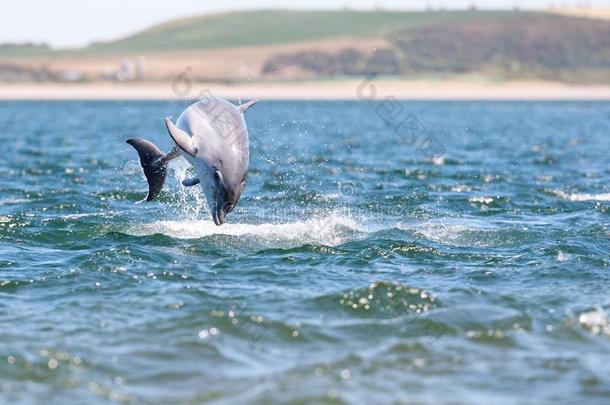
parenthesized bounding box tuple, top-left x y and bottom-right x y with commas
(82, 10, 517, 53)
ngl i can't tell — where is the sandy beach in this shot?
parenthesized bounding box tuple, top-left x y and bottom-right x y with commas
(1, 81, 610, 101)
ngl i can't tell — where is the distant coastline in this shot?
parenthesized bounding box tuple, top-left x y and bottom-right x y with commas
(2, 10, 610, 86)
(1, 80, 610, 101)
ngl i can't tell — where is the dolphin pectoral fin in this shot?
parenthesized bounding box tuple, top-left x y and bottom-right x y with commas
(165, 117, 196, 156)
(238, 98, 259, 113)
(160, 145, 182, 164)
(182, 177, 200, 187)
(126, 138, 168, 201)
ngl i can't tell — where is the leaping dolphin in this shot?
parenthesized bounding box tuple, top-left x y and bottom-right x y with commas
(127, 97, 258, 225)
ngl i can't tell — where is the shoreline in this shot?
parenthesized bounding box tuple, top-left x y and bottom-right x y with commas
(1, 81, 610, 101)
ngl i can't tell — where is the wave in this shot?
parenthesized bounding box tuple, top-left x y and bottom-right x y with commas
(0, 197, 30, 206)
(468, 196, 495, 204)
(409, 217, 534, 248)
(551, 190, 610, 202)
(329, 281, 441, 319)
(124, 211, 541, 250)
(577, 306, 610, 337)
(123, 213, 369, 246)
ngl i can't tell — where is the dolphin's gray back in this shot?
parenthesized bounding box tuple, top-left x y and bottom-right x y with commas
(176, 98, 249, 187)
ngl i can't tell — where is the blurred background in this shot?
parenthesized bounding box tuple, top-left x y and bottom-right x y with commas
(1, 0, 610, 90)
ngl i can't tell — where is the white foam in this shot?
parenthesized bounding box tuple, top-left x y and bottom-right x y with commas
(578, 306, 610, 336)
(430, 156, 446, 166)
(556, 251, 572, 262)
(469, 196, 495, 204)
(0, 198, 30, 206)
(553, 190, 610, 202)
(61, 211, 119, 220)
(124, 213, 367, 246)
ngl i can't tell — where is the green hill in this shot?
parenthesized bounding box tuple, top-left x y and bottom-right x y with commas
(2, 9, 609, 83)
(261, 11, 610, 82)
(84, 9, 528, 53)
(0, 43, 52, 57)
(389, 13, 610, 81)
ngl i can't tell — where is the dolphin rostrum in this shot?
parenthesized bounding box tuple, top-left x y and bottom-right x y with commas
(127, 97, 258, 225)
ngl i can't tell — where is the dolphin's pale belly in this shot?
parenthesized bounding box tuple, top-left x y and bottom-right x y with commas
(128, 96, 256, 225)
(176, 101, 250, 186)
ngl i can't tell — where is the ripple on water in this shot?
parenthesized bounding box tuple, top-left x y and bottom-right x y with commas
(2, 349, 133, 404)
(336, 281, 441, 318)
(409, 217, 537, 249)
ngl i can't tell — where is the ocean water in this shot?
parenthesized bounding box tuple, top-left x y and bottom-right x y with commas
(1, 100, 609, 404)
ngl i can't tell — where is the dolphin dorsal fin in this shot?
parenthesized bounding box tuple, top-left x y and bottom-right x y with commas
(238, 99, 259, 113)
(165, 117, 196, 156)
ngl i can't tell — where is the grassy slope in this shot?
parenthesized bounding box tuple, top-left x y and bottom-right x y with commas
(83, 10, 527, 53)
(0, 45, 53, 58)
(3, 9, 607, 83)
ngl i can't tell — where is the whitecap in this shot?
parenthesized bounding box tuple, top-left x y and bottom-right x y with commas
(0, 198, 30, 206)
(552, 190, 610, 202)
(578, 306, 610, 336)
(556, 251, 571, 262)
(469, 196, 495, 204)
(62, 211, 119, 220)
(124, 213, 368, 247)
(430, 156, 446, 166)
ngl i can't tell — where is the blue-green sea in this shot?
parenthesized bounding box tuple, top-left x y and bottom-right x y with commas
(1, 100, 609, 404)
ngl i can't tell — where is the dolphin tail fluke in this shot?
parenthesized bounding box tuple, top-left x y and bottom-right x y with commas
(126, 138, 168, 201)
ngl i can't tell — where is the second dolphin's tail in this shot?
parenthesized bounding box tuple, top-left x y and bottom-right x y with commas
(126, 138, 168, 201)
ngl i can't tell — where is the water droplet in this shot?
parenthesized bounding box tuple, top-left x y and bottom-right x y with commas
(48, 358, 58, 370)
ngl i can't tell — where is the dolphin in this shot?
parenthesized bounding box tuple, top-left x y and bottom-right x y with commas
(126, 97, 258, 225)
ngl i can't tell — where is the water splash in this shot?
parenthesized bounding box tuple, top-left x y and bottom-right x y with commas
(123, 212, 366, 247)
(165, 157, 209, 220)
